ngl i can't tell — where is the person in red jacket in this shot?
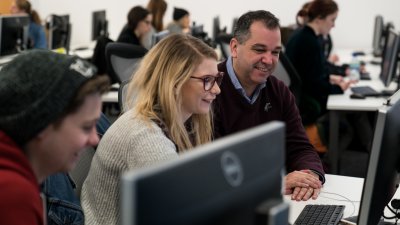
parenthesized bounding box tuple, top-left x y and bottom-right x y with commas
(0, 50, 109, 225)
(213, 10, 325, 201)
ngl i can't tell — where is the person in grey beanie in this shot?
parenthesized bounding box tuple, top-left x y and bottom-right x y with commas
(166, 7, 190, 34)
(0, 49, 109, 225)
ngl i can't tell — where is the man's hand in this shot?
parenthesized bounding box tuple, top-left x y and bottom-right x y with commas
(285, 170, 322, 201)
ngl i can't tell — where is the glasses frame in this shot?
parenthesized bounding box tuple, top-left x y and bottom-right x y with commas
(190, 72, 224, 91)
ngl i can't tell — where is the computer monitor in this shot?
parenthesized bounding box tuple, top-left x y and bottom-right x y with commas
(191, 23, 206, 39)
(91, 10, 108, 41)
(151, 30, 170, 48)
(0, 14, 29, 56)
(47, 14, 71, 51)
(121, 121, 288, 225)
(232, 17, 238, 34)
(357, 93, 400, 225)
(372, 15, 384, 57)
(212, 16, 221, 41)
(379, 29, 399, 87)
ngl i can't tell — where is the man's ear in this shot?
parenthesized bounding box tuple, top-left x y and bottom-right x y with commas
(230, 38, 239, 58)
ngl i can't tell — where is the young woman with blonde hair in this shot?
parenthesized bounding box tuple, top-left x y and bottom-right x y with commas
(82, 34, 222, 225)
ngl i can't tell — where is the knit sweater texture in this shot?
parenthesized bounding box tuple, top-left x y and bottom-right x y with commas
(81, 110, 178, 225)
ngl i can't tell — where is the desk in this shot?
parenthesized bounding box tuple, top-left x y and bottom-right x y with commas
(326, 49, 395, 174)
(287, 174, 363, 224)
(102, 91, 118, 103)
(287, 174, 400, 224)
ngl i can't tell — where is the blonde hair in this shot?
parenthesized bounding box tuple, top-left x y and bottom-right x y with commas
(127, 34, 217, 152)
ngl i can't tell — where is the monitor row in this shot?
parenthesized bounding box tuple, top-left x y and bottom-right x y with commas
(0, 10, 106, 57)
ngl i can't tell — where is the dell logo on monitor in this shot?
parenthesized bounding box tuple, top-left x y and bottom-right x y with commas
(220, 151, 244, 187)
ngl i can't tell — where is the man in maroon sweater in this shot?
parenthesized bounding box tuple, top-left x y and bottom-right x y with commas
(213, 10, 325, 201)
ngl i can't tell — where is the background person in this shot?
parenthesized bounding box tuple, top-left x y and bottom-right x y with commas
(0, 49, 109, 225)
(166, 7, 190, 34)
(82, 34, 222, 225)
(10, 0, 47, 49)
(117, 6, 153, 47)
(143, 0, 168, 49)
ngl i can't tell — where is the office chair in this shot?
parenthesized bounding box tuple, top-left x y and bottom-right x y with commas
(69, 147, 96, 199)
(105, 42, 148, 84)
(118, 79, 133, 113)
(216, 33, 233, 60)
(274, 52, 302, 106)
(69, 112, 111, 199)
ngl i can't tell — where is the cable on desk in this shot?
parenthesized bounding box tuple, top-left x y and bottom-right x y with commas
(320, 191, 357, 217)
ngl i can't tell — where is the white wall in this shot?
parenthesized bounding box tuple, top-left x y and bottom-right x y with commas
(32, 0, 400, 51)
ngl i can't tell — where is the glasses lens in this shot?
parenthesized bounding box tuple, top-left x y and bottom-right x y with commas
(204, 77, 213, 91)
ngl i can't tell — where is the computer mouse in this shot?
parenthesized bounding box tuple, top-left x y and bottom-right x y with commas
(350, 93, 366, 99)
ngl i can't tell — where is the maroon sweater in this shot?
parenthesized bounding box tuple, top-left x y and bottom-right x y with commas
(0, 131, 43, 225)
(214, 61, 325, 179)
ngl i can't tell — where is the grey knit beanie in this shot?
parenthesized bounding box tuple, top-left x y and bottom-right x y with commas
(0, 49, 97, 146)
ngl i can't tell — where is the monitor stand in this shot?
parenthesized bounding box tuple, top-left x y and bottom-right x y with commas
(255, 199, 289, 225)
(344, 215, 395, 225)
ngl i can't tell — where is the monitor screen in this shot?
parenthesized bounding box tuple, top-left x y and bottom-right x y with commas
(0, 14, 30, 56)
(212, 16, 221, 41)
(379, 29, 399, 87)
(151, 30, 170, 48)
(357, 95, 400, 225)
(121, 121, 287, 225)
(191, 23, 205, 39)
(372, 15, 384, 57)
(48, 14, 71, 51)
(92, 10, 108, 41)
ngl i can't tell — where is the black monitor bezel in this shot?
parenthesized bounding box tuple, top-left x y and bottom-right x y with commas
(0, 14, 30, 56)
(379, 28, 399, 87)
(91, 10, 108, 41)
(121, 121, 286, 225)
(357, 96, 400, 225)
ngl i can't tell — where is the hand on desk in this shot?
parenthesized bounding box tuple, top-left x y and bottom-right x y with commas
(285, 170, 322, 201)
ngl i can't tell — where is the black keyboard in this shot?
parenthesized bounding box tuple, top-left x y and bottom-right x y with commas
(351, 86, 380, 96)
(294, 204, 345, 225)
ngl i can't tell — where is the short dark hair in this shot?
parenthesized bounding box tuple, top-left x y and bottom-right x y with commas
(307, 0, 338, 22)
(233, 10, 280, 44)
(127, 6, 150, 30)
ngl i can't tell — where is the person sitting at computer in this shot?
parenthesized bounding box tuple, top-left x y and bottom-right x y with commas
(10, 0, 47, 49)
(0, 49, 110, 225)
(117, 6, 152, 47)
(213, 10, 324, 202)
(166, 7, 191, 34)
(143, 0, 168, 49)
(81, 34, 222, 225)
(285, 0, 353, 125)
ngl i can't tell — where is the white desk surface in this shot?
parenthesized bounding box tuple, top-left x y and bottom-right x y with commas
(287, 174, 400, 224)
(286, 174, 363, 224)
(327, 49, 396, 111)
(102, 91, 118, 103)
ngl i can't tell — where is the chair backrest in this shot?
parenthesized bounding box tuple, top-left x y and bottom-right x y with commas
(216, 33, 232, 60)
(118, 79, 133, 113)
(274, 52, 302, 106)
(106, 42, 148, 84)
(69, 112, 111, 199)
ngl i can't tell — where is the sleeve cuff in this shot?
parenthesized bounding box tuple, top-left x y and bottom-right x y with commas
(310, 169, 326, 184)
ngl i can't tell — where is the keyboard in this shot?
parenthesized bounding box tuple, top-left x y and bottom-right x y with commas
(351, 86, 380, 96)
(294, 204, 345, 225)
